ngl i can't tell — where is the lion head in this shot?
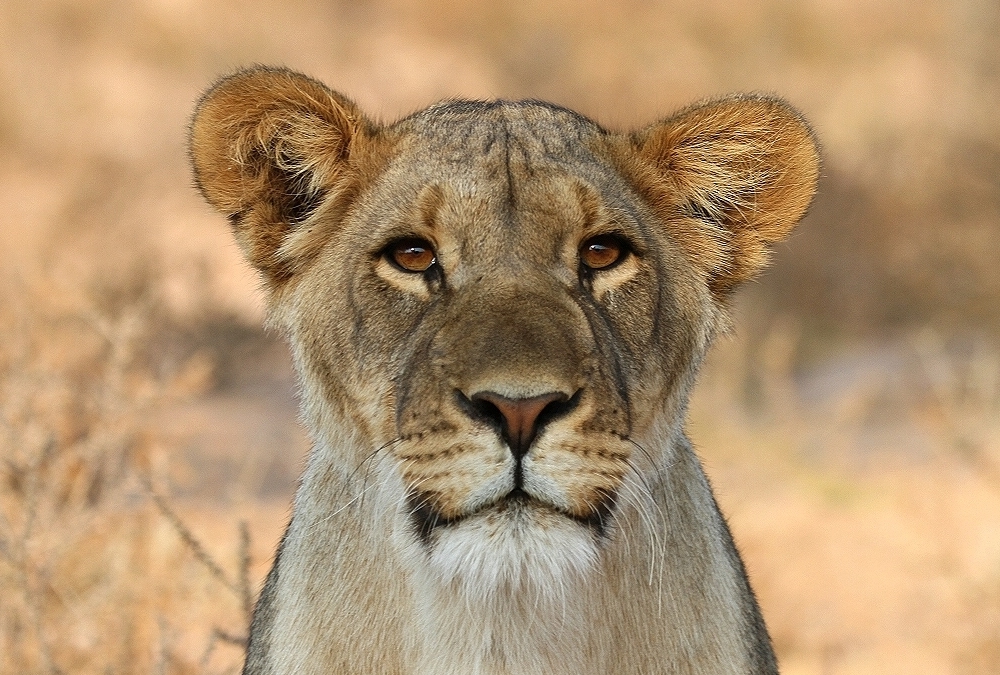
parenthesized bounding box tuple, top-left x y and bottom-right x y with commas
(189, 67, 818, 603)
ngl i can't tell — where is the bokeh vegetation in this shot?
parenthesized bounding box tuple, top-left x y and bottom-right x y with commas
(1, 1, 998, 673)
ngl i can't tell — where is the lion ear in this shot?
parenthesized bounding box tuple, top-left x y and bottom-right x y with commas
(621, 95, 820, 298)
(189, 67, 373, 283)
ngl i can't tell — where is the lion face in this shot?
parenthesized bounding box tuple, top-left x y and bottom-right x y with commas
(189, 68, 819, 593)
(283, 103, 717, 589)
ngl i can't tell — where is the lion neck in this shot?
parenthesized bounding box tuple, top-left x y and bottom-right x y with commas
(409, 574, 598, 675)
(272, 421, 751, 675)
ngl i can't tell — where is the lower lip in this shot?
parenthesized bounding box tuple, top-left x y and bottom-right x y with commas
(411, 491, 607, 540)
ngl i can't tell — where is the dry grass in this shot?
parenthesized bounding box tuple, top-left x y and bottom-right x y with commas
(1, 0, 999, 673)
(0, 272, 259, 674)
(691, 326, 1000, 674)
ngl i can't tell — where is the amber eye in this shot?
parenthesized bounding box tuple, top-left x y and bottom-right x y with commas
(580, 235, 625, 270)
(387, 238, 437, 273)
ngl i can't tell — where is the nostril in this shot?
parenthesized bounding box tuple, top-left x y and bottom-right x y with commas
(534, 394, 577, 428)
(466, 395, 506, 430)
(463, 390, 576, 458)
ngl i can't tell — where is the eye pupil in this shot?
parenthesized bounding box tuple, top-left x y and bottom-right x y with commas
(389, 239, 437, 272)
(580, 236, 623, 270)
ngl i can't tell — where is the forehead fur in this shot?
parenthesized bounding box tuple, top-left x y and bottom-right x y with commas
(399, 98, 602, 134)
(373, 99, 623, 222)
(388, 100, 606, 178)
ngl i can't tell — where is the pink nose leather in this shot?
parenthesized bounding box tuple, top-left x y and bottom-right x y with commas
(471, 391, 567, 455)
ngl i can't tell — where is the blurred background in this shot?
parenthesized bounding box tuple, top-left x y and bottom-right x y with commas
(1, 0, 998, 673)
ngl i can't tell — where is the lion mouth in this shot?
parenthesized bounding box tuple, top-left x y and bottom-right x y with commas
(407, 487, 615, 544)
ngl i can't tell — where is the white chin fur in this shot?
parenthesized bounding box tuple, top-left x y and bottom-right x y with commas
(425, 502, 599, 601)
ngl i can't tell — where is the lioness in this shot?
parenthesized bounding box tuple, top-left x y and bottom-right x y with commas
(189, 67, 818, 675)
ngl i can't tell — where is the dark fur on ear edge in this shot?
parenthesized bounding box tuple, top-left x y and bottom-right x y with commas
(188, 66, 374, 283)
(610, 94, 820, 299)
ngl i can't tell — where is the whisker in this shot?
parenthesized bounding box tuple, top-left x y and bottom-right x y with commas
(625, 437, 672, 494)
(400, 470, 436, 522)
(307, 437, 405, 534)
(358, 437, 404, 511)
(376, 455, 415, 525)
(617, 479, 660, 585)
(329, 436, 404, 505)
(304, 475, 383, 535)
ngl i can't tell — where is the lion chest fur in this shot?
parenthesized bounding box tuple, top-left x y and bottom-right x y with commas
(189, 67, 819, 675)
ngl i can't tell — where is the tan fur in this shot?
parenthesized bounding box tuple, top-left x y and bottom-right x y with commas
(189, 67, 819, 675)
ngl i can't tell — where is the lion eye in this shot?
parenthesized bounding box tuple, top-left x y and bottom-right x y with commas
(387, 238, 437, 273)
(580, 235, 624, 270)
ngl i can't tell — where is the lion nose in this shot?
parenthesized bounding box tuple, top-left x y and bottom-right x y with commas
(467, 391, 573, 458)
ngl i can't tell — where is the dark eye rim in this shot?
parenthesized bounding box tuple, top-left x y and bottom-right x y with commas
(579, 233, 631, 272)
(382, 237, 439, 274)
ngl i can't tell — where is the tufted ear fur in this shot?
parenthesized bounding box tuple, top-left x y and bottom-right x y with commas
(188, 66, 376, 283)
(616, 95, 820, 299)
